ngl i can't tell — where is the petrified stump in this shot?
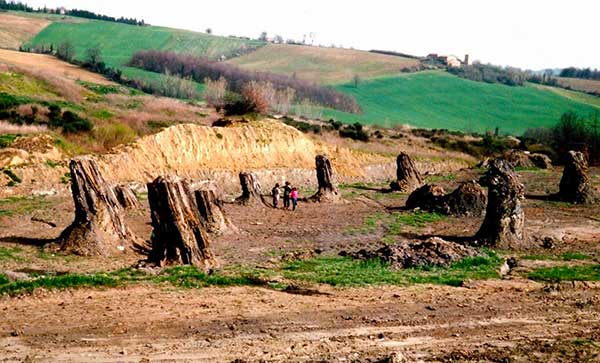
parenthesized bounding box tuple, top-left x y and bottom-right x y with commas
(475, 159, 525, 248)
(529, 153, 552, 169)
(406, 181, 486, 217)
(114, 184, 140, 209)
(59, 157, 136, 256)
(147, 176, 218, 271)
(406, 184, 446, 210)
(444, 181, 487, 217)
(309, 154, 340, 202)
(235, 172, 265, 206)
(195, 189, 236, 234)
(558, 151, 595, 204)
(390, 152, 423, 192)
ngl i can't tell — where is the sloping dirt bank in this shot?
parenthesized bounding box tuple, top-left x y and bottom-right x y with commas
(1, 121, 473, 197)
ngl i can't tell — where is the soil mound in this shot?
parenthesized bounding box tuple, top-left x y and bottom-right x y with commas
(347, 237, 480, 269)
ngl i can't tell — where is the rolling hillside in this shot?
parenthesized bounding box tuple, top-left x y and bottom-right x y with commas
(229, 44, 420, 84)
(0, 12, 50, 50)
(322, 71, 600, 135)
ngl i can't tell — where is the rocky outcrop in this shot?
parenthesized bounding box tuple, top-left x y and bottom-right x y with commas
(504, 150, 552, 169)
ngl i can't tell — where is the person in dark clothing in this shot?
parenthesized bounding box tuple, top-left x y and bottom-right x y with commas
(283, 181, 292, 209)
(272, 183, 281, 208)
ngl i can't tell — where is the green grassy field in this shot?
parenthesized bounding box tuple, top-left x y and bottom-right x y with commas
(24, 18, 263, 94)
(26, 20, 265, 67)
(324, 71, 600, 135)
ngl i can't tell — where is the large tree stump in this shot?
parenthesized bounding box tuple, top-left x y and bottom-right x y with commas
(406, 181, 486, 217)
(558, 151, 595, 204)
(195, 189, 237, 234)
(235, 172, 266, 206)
(390, 152, 423, 192)
(147, 176, 218, 271)
(309, 154, 340, 202)
(475, 159, 525, 249)
(114, 184, 140, 209)
(59, 157, 136, 256)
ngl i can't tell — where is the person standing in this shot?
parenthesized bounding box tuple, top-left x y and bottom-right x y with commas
(290, 187, 298, 211)
(272, 183, 281, 208)
(283, 181, 292, 209)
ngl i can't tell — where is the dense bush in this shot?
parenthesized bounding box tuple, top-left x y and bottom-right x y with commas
(50, 110, 93, 133)
(282, 117, 322, 134)
(559, 67, 600, 80)
(448, 62, 528, 86)
(129, 50, 361, 113)
(523, 111, 600, 165)
(339, 123, 370, 142)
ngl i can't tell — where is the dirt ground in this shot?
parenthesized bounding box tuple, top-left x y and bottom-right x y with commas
(1, 167, 600, 362)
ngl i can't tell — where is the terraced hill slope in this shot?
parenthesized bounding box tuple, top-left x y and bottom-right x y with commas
(322, 71, 600, 134)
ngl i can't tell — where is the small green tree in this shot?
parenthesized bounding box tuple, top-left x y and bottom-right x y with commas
(57, 41, 75, 62)
(85, 47, 102, 67)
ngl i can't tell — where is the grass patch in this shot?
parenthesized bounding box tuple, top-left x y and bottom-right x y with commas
(528, 264, 600, 282)
(522, 252, 592, 261)
(0, 265, 266, 296)
(425, 173, 456, 183)
(0, 133, 18, 148)
(283, 251, 501, 287)
(44, 159, 61, 168)
(0, 246, 24, 261)
(78, 81, 121, 95)
(0, 273, 118, 295)
(92, 109, 114, 120)
(0, 195, 53, 217)
(0, 273, 8, 285)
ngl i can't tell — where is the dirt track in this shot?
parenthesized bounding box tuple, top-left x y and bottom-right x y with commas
(1, 280, 599, 362)
(1, 168, 600, 362)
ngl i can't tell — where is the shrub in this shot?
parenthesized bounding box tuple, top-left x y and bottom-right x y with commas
(339, 122, 370, 142)
(204, 77, 228, 109)
(94, 123, 137, 149)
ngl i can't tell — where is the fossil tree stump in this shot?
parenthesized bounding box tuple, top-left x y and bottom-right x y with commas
(147, 176, 218, 271)
(235, 172, 266, 206)
(558, 151, 595, 204)
(114, 184, 140, 209)
(59, 157, 136, 256)
(390, 152, 423, 192)
(195, 189, 237, 234)
(309, 154, 340, 202)
(406, 181, 486, 217)
(475, 159, 525, 249)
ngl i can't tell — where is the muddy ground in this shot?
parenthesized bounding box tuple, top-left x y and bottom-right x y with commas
(1, 167, 599, 362)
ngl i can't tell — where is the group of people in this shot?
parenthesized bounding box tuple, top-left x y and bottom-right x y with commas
(271, 181, 299, 210)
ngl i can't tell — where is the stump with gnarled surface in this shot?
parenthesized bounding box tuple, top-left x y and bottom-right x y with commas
(114, 184, 140, 209)
(558, 151, 595, 204)
(475, 159, 525, 249)
(390, 152, 423, 192)
(309, 154, 340, 202)
(235, 172, 266, 206)
(146, 176, 218, 271)
(195, 189, 237, 234)
(59, 157, 136, 256)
